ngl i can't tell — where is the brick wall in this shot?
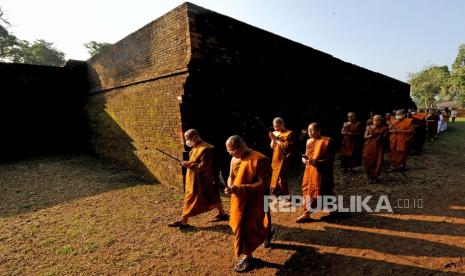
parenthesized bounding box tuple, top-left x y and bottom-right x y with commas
(85, 3, 190, 186)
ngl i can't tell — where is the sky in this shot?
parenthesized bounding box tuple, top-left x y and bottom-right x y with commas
(1, 0, 464, 82)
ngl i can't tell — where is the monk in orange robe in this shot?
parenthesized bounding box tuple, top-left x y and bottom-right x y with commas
(411, 108, 427, 154)
(341, 112, 362, 173)
(225, 135, 273, 272)
(168, 129, 227, 228)
(389, 111, 414, 171)
(363, 115, 388, 183)
(426, 109, 439, 141)
(297, 123, 335, 223)
(269, 117, 295, 197)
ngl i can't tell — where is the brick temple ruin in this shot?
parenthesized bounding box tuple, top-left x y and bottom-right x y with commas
(0, 2, 414, 187)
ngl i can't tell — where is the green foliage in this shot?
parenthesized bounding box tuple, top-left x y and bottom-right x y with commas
(13, 39, 66, 66)
(409, 44, 465, 108)
(0, 8, 65, 66)
(441, 44, 465, 106)
(408, 65, 449, 108)
(0, 7, 20, 61)
(84, 41, 111, 57)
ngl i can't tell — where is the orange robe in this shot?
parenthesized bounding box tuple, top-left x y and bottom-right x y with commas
(270, 130, 295, 196)
(182, 141, 221, 218)
(341, 121, 362, 169)
(229, 150, 271, 257)
(389, 118, 414, 168)
(442, 112, 450, 123)
(411, 113, 427, 154)
(302, 136, 335, 211)
(426, 113, 438, 140)
(363, 126, 388, 177)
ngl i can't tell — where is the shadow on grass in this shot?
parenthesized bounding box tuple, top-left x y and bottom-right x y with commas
(0, 155, 155, 217)
(272, 241, 454, 275)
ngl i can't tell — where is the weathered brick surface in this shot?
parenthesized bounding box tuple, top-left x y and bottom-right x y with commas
(85, 75, 186, 186)
(85, 4, 190, 187)
(87, 4, 191, 93)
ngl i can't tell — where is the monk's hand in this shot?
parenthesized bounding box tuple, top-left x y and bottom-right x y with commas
(226, 185, 237, 195)
(370, 125, 376, 129)
(301, 155, 308, 164)
(269, 132, 278, 142)
(180, 161, 190, 167)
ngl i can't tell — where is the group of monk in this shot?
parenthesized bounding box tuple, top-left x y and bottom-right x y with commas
(166, 108, 454, 272)
(342, 108, 455, 183)
(340, 110, 415, 184)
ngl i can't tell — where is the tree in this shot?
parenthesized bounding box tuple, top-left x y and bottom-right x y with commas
(0, 8, 65, 66)
(0, 7, 21, 62)
(13, 39, 66, 66)
(441, 44, 465, 107)
(84, 41, 111, 57)
(408, 65, 450, 108)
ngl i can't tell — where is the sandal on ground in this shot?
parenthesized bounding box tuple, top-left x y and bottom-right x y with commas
(168, 220, 189, 229)
(234, 257, 254, 273)
(296, 213, 313, 223)
(211, 213, 230, 222)
(263, 228, 275, 248)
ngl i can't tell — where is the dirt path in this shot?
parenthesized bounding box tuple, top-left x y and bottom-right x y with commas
(1, 121, 465, 275)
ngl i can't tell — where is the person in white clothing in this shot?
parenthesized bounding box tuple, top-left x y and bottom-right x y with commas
(437, 111, 443, 134)
(451, 109, 458, 123)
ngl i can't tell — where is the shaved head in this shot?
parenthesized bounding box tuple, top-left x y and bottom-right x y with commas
(273, 117, 284, 125)
(309, 122, 321, 130)
(273, 117, 286, 131)
(226, 135, 245, 149)
(372, 114, 382, 125)
(226, 135, 249, 158)
(184, 129, 202, 147)
(307, 122, 321, 139)
(347, 112, 356, 121)
(184, 129, 199, 139)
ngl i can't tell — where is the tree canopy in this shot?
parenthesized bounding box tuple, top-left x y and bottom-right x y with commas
(0, 7, 65, 66)
(84, 41, 111, 57)
(441, 44, 465, 104)
(408, 65, 449, 108)
(408, 44, 465, 108)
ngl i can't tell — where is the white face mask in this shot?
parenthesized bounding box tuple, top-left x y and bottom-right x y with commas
(411, 111, 416, 115)
(395, 115, 403, 120)
(185, 140, 195, 147)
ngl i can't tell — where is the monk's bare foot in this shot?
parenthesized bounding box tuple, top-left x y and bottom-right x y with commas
(168, 220, 189, 229)
(211, 213, 229, 222)
(263, 227, 275, 248)
(296, 212, 312, 223)
(234, 256, 254, 272)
